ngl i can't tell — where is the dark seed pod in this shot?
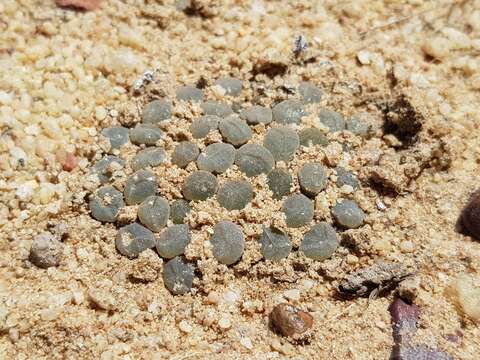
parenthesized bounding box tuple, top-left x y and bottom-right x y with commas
(460, 190, 480, 241)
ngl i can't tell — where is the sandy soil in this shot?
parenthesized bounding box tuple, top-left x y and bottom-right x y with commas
(1, 0, 479, 359)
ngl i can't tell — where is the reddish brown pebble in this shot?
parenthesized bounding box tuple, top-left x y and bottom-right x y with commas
(460, 190, 480, 241)
(55, 0, 101, 10)
(269, 303, 313, 337)
(63, 153, 78, 171)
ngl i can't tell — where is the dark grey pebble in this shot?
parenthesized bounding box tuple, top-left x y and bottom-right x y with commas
(272, 100, 306, 124)
(214, 77, 243, 96)
(156, 224, 191, 259)
(267, 168, 292, 200)
(196, 142, 235, 174)
(101, 127, 129, 151)
(89, 185, 124, 222)
(259, 226, 292, 261)
(219, 115, 252, 146)
(282, 194, 314, 228)
(131, 147, 167, 171)
(299, 127, 329, 147)
(124, 170, 158, 205)
(298, 162, 327, 197)
(142, 99, 172, 124)
(182, 170, 218, 201)
(217, 180, 253, 210)
(116, 223, 156, 259)
(235, 144, 274, 177)
(263, 126, 299, 162)
(190, 115, 220, 139)
(318, 110, 345, 132)
(170, 199, 191, 224)
(300, 222, 339, 260)
(138, 195, 170, 232)
(335, 167, 359, 190)
(92, 155, 125, 184)
(240, 105, 272, 125)
(201, 101, 233, 117)
(346, 116, 370, 137)
(129, 124, 163, 146)
(331, 199, 365, 229)
(176, 86, 204, 102)
(29, 232, 63, 268)
(211, 221, 245, 265)
(298, 82, 323, 104)
(172, 141, 200, 169)
(163, 256, 195, 295)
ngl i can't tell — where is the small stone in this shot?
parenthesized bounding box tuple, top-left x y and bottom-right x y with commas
(190, 115, 220, 139)
(162, 256, 195, 295)
(272, 100, 306, 124)
(240, 105, 272, 125)
(131, 147, 167, 171)
(61, 152, 78, 171)
(92, 155, 125, 183)
(90, 185, 125, 222)
(29, 232, 63, 268)
(116, 223, 156, 259)
(170, 199, 191, 224)
(318, 110, 345, 132)
(235, 144, 274, 177)
(182, 170, 218, 201)
(196, 142, 235, 174)
(300, 222, 339, 260)
(156, 224, 191, 259)
(445, 274, 480, 322)
(399, 240, 415, 253)
(357, 50, 371, 65)
(55, 0, 101, 10)
(214, 77, 243, 96)
(129, 124, 163, 146)
(124, 170, 158, 205)
(335, 167, 359, 190)
(346, 116, 370, 137)
(267, 169, 292, 200)
(142, 99, 172, 124)
(298, 82, 323, 104)
(138, 196, 170, 232)
(176, 86, 204, 102)
(259, 226, 292, 261)
(459, 189, 480, 241)
(269, 303, 313, 337)
(218, 316, 232, 330)
(179, 320, 193, 333)
(219, 115, 252, 146)
(283, 289, 301, 301)
(211, 221, 245, 265)
(101, 127, 129, 150)
(298, 162, 327, 197)
(299, 128, 329, 147)
(263, 126, 299, 162)
(201, 101, 233, 117)
(217, 180, 253, 210)
(282, 194, 314, 228)
(331, 199, 365, 229)
(88, 288, 117, 311)
(172, 141, 200, 169)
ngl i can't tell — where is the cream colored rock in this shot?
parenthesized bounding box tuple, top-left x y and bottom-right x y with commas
(445, 275, 480, 322)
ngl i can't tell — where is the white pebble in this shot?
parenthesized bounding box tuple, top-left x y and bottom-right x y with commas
(218, 316, 231, 330)
(240, 337, 253, 350)
(0, 91, 12, 105)
(357, 50, 371, 65)
(178, 320, 192, 333)
(283, 289, 301, 301)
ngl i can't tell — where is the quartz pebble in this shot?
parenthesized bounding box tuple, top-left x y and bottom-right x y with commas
(300, 222, 339, 260)
(116, 223, 156, 259)
(131, 147, 167, 171)
(269, 303, 313, 337)
(182, 171, 218, 201)
(29, 232, 63, 268)
(259, 226, 292, 261)
(263, 126, 299, 162)
(299, 128, 329, 147)
(138, 196, 170, 232)
(217, 180, 253, 210)
(298, 162, 327, 197)
(319, 110, 345, 132)
(90, 185, 125, 222)
(124, 170, 158, 205)
(93, 155, 125, 183)
(211, 221, 245, 265)
(219, 116, 252, 146)
(331, 199, 365, 229)
(156, 224, 191, 258)
(335, 167, 359, 190)
(129, 124, 163, 145)
(190, 115, 220, 139)
(235, 144, 274, 177)
(162, 256, 195, 295)
(214, 77, 243, 96)
(240, 105, 272, 125)
(142, 99, 172, 124)
(267, 169, 292, 200)
(282, 194, 314, 228)
(170, 199, 191, 224)
(201, 101, 233, 117)
(272, 100, 306, 124)
(176, 86, 203, 102)
(101, 127, 129, 150)
(298, 82, 323, 104)
(196, 142, 235, 174)
(172, 141, 200, 169)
